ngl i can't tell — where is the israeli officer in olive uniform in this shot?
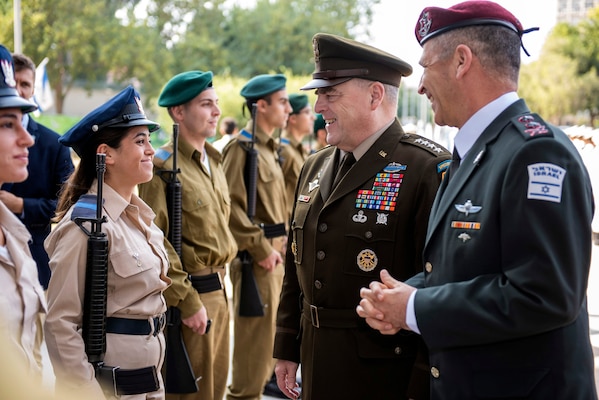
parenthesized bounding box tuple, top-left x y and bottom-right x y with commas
(222, 74, 291, 400)
(280, 93, 314, 218)
(139, 71, 238, 400)
(273, 33, 451, 400)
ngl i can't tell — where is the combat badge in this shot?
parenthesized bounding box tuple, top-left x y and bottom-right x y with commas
(357, 249, 378, 272)
(457, 233, 471, 243)
(383, 162, 407, 173)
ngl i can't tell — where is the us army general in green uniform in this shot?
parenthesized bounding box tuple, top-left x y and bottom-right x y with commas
(139, 71, 237, 400)
(222, 74, 291, 400)
(273, 33, 451, 400)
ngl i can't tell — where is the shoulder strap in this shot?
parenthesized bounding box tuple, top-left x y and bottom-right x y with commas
(511, 113, 554, 140)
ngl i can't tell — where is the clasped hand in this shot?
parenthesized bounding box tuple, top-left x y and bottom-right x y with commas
(356, 269, 416, 335)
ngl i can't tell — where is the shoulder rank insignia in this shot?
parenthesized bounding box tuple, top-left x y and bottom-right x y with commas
(71, 194, 101, 221)
(405, 134, 447, 156)
(512, 114, 553, 140)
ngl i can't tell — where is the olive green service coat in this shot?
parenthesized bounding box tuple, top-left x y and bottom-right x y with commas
(274, 120, 450, 399)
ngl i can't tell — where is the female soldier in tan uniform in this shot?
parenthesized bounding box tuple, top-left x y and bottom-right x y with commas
(0, 45, 47, 389)
(44, 86, 171, 399)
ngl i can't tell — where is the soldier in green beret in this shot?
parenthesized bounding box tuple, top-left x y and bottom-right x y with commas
(221, 74, 291, 400)
(273, 33, 451, 399)
(279, 93, 315, 218)
(312, 113, 328, 152)
(138, 70, 238, 400)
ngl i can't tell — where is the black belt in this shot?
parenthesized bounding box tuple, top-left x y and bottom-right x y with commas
(106, 315, 166, 337)
(190, 273, 223, 293)
(96, 364, 159, 396)
(260, 222, 286, 238)
(302, 299, 362, 328)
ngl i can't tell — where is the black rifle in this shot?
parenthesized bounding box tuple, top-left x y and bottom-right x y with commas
(238, 103, 266, 317)
(157, 124, 199, 394)
(76, 154, 108, 369)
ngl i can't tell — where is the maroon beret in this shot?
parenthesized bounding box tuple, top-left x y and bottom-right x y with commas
(415, 1, 523, 45)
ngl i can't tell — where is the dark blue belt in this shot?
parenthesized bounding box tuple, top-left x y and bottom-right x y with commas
(106, 315, 166, 337)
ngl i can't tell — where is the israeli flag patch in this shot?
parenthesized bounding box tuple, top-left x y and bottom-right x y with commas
(527, 163, 566, 203)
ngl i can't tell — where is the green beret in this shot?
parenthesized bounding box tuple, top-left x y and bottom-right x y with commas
(301, 33, 412, 90)
(240, 74, 287, 100)
(158, 70, 213, 107)
(314, 114, 326, 133)
(289, 93, 309, 114)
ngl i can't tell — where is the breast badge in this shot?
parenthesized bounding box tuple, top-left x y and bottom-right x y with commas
(454, 199, 482, 216)
(376, 212, 388, 225)
(352, 210, 367, 223)
(357, 249, 378, 272)
(309, 178, 320, 192)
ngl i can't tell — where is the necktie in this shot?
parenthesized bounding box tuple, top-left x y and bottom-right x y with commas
(332, 151, 355, 189)
(447, 147, 461, 182)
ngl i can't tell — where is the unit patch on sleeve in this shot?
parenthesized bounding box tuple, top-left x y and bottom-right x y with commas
(527, 163, 566, 203)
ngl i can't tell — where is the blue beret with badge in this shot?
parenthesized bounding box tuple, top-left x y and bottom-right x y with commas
(0, 44, 37, 113)
(60, 85, 159, 157)
(240, 74, 287, 101)
(158, 70, 213, 107)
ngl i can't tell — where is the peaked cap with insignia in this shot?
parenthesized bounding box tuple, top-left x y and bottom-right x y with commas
(60, 85, 159, 157)
(0, 44, 37, 113)
(301, 33, 412, 90)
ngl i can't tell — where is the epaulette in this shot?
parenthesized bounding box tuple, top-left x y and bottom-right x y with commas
(71, 194, 101, 221)
(280, 137, 291, 146)
(153, 146, 173, 168)
(238, 129, 253, 142)
(402, 134, 447, 156)
(511, 113, 554, 140)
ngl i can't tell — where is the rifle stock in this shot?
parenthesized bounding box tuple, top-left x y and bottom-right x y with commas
(158, 123, 199, 394)
(239, 104, 265, 317)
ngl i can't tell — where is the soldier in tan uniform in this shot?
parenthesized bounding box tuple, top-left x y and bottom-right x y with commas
(273, 33, 451, 399)
(45, 86, 171, 399)
(139, 70, 238, 400)
(279, 93, 314, 218)
(0, 45, 47, 388)
(222, 74, 291, 400)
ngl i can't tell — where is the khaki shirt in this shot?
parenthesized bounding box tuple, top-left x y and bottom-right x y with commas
(139, 139, 238, 317)
(222, 122, 288, 260)
(279, 133, 309, 219)
(45, 182, 170, 395)
(0, 201, 46, 377)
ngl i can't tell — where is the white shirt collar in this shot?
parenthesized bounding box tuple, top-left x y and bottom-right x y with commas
(454, 92, 519, 159)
